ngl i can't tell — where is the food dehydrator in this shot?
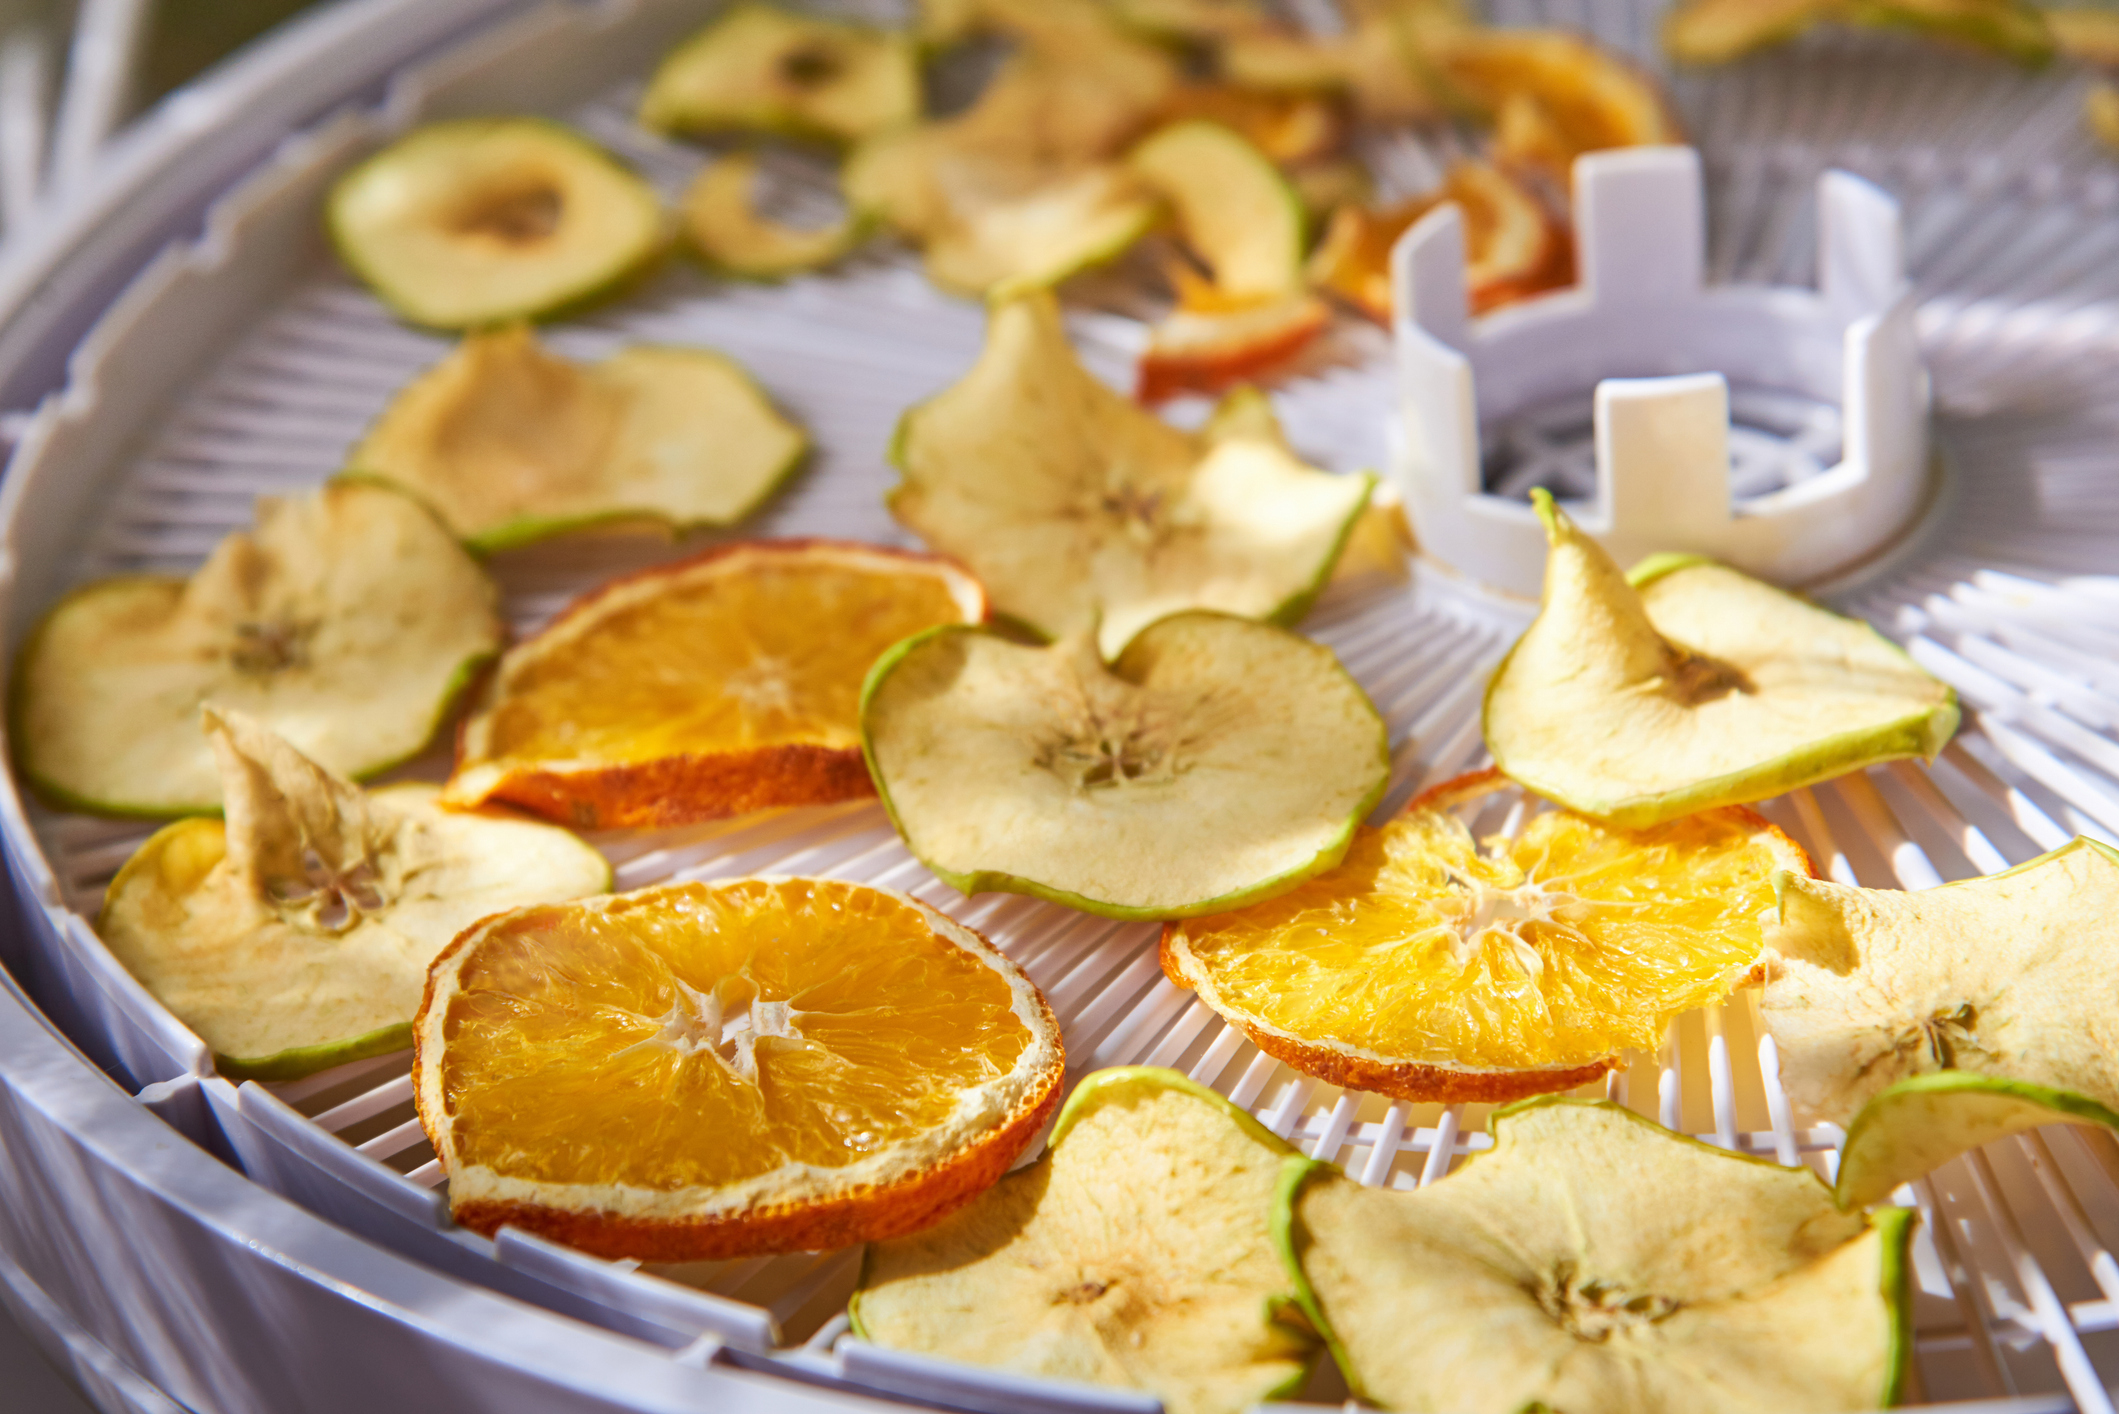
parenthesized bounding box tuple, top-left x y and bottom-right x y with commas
(1, 1, 2118, 1411)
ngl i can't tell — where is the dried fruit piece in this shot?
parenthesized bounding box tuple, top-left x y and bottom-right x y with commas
(1850, 0, 2053, 64)
(862, 614, 1390, 920)
(842, 17, 1172, 295)
(1220, 2, 1451, 123)
(2050, 6, 2119, 64)
(415, 877, 1063, 1260)
(350, 325, 806, 551)
(680, 151, 863, 279)
(1307, 161, 1571, 323)
(444, 540, 982, 829)
(854, 1068, 1317, 1414)
(1759, 837, 2119, 1206)
(1663, 0, 1844, 62)
(888, 292, 1371, 656)
(1484, 493, 1958, 828)
(98, 710, 608, 1079)
(14, 480, 501, 816)
(1431, 29, 1682, 177)
(639, 4, 919, 145)
(1130, 120, 1330, 399)
(1281, 1098, 1915, 1414)
(329, 119, 663, 329)
(1164, 769, 1811, 1102)
(1154, 85, 1344, 165)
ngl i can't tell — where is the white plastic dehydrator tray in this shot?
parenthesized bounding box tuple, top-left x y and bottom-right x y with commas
(4, 0, 2119, 1410)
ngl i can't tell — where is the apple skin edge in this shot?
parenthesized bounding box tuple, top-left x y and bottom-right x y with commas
(1834, 1071, 2119, 1212)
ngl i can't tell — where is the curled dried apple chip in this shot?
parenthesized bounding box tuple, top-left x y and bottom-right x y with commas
(444, 540, 983, 829)
(1164, 769, 1811, 1102)
(1129, 120, 1330, 400)
(1281, 1098, 1916, 1414)
(1484, 493, 1959, 828)
(99, 709, 609, 1080)
(861, 613, 1389, 919)
(1154, 85, 1344, 165)
(350, 325, 807, 552)
(1432, 29, 1681, 177)
(639, 4, 919, 145)
(1663, 0, 1842, 63)
(328, 119, 664, 329)
(416, 877, 1064, 1260)
(889, 291, 1371, 656)
(1307, 161, 1571, 324)
(680, 151, 863, 279)
(854, 1068, 1319, 1414)
(14, 479, 501, 816)
(1760, 837, 2119, 1207)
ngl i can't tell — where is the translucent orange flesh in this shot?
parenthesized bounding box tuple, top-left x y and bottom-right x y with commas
(1175, 807, 1788, 1069)
(440, 879, 1032, 1188)
(481, 560, 965, 766)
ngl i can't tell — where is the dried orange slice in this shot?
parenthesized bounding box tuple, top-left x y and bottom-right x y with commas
(443, 541, 983, 828)
(1162, 769, 1813, 1102)
(1307, 162, 1572, 324)
(1432, 30, 1681, 178)
(415, 877, 1064, 1260)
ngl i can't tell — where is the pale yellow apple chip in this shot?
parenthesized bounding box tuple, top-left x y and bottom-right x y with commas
(98, 709, 609, 1079)
(640, 4, 919, 145)
(861, 613, 1390, 920)
(1282, 1098, 1916, 1414)
(1484, 492, 1958, 828)
(889, 291, 1371, 656)
(328, 119, 664, 329)
(350, 324, 805, 552)
(415, 877, 1064, 1261)
(854, 1068, 1318, 1414)
(15, 479, 501, 816)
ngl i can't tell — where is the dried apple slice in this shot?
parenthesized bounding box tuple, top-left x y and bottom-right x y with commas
(329, 119, 664, 329)
(680, 151, 863, 279)
(1280, 1097, 1916, 1414)
(14, 479, 501, 817)
(1107, 0, 1272, 41)
(1220, 4, 1447, 123)
(853, 1067, 1319, 1414)
(1164, 769, 1810, 1102)
(889, 291, 1372, 655)
(861, 613, 1389, 920)
(1431, 29, 1682, 177)
(919, 165, 1161, 298)
(445, 540, 983, 829)
(98, 709, 609, 1080)
(416, 877, 1064, 1260)
(1128, 121, 1329, 398)
(349, 325, 805, 552)
(1663, 0, 1843, 62)
(1154, 85, 1344, 165)
(1307, 162, 1570, 324)
(1758, 837, 2119, 1205)
(1484, 492, 1958, 828)
(639, 4, 919, 145)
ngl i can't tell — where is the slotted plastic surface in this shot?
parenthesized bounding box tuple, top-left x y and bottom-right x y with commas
(13, 2, 2119, 1410)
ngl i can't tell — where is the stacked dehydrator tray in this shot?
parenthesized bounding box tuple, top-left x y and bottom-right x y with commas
(3, 0, 2119, 1411)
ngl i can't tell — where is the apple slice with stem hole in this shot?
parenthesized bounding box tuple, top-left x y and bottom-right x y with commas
(888, 291, 1372, 656)
(13, 478, 501, 817)
(97, 708, 609, 1080)
(1758, 836, 2119, 1205)
(1483, 491, 1958, 828)
(329, 118, 664, 330)
(860, 613, 1390, 920)
(852, 1067, 1319, 1414)
(1278, 1097, 1915, 1414)
(349, 324, 806, 552)
(639, 3, 919, 145)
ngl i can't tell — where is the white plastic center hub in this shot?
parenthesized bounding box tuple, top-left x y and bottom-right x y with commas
(1390, 145, 1930, 599)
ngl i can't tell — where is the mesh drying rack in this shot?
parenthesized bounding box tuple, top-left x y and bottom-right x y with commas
(3, 0, 2119, 1410)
